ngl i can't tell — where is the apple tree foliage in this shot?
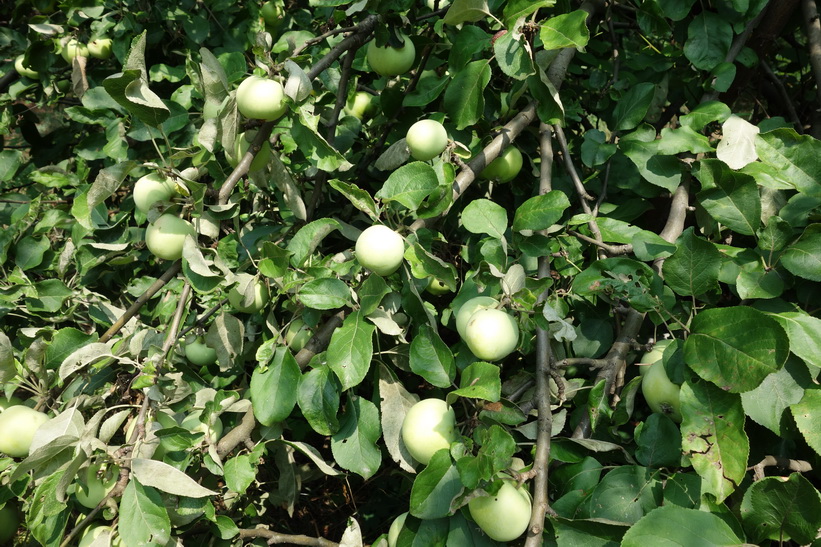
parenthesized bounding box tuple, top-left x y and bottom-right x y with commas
(1, 0, 821, 545)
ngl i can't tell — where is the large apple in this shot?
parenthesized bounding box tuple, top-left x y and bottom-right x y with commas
(61, 39, 89, 63)
(400, 398, 457, 465)
(236, 75, 287, 121)
(406, 119, 448, 161)
(455, 296, 498, 338)
(468, 481, 532, 542)
(463, 308, 519, 362)
(0, 405, 49, 458)
(133, 173, 176, 213)
(75, 462, 119, 509)
(637, 339, 674, 376)
(480, 146, 523, 183)
(641, 360, 682, 422)
(145, 214, 195, 261)
(366, 31, 416, 76)
(87, 38, 113, 60)
(184, 336, 218, 367)
(355, 225, 405, 276)
(0, 504, 19, 545)
(228, 273, 270, 313)
(14, 55, 39, 79)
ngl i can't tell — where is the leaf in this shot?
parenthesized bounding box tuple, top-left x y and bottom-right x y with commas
(493, 30, 534, 80)
(539, 10, 591, 51)
(683, 12, 733, 71)
(0, 331, 15, 384)
(119, 479, 172, 546)
(612, 82, 656, 132)
(409, 325, 455, 388)
(448, 362, 501, 403)
(791, 388, 821, 456)
(375, 162, 439, 211)
(329, 180, 378, 220)
(542, 301, 577, 342)
(502, 0, 555, 28)
(780, 224, 821, 281)
(584, 465, 663, 524)
(297, 365, 341, 436)
(330, 394, 382, 480)
(767, 309, 821, 373)
(662, 228, 721, 296)
(250, 346, 300, 426)
(622, 505, 743, 546)
(409, 450, 463, 519)
(443, 0, 491, 25)
(358, 274, 390, 316)
(512, 190, 570, 232)
(283, 60, 311, 102)
(716, 115, 760, 170)
(635, 414, 682, 468)
(224, 454, 259, 495)
(755, 128, 821, 197)
(461, 198, 508, 239)
(620, 127, 682, 192)
(680, 381, 748, 503)
(443, 60, 491, 130)
(740, 473, 821, 545)
(87, 161, 137, 209)
(298, 278, 352, 310)
(684, 306, 789, 392)
(740, 363, 805, 436)
(131, 459, 218, 498)
(286, 218, 340, 267)
(327, 311, 375, 390)
(291, 117, 353, 172)
(378, 363, 418, 473)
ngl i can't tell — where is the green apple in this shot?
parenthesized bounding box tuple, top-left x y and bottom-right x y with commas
(14, 55, 39, 79)
(425, 277, 452, 296)
(0, 504, 19, 545)
(236, 75, 287, 121)
(285, 319, 312, 352)
(406, 119, 448, 161)
(641, 360, 682, 423)
(345, 91, 376, 120)
(228, 273, 270, 313)
(261, 0, 283, 26)
(61, 39, 89, 63)
(355, 225, 405, 276)
(78, 525, 122, 547)
(401, 398, 457, 465)
(145, 214, 195, 261)
(637, 339, 674, 376)
(463, 308, 519, 362)
(387, 511, 408, 547)
(468, 481, 532, 542)
(133, 173, 176, 213)
(87, 38, 113, 60)
(182, 411, 224, 442)
(75, 462, 119, 509)
(0, 405, 49, 458)
(366, 31, 416, 76)
(426, 0, 450, 8)
(184, 336, 218, 367)
(480, 146, 523, 183)
(455, 296, 498, 339)
(228, 130, 272, 172)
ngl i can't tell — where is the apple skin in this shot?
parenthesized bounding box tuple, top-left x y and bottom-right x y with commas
(184, 336, 218, 367)
(355, 225, 405, 276)
(61, 39, 89, 63)
(401, 398, 457, 465)
(14, 55, 39, 79)
(145, 214, 196, 261)
(366, 31, 416, 76)
(181, 411, 224, 442)
(78, 525, 123, 547)
(480, 146, 523, 183)
(228, 273, 270, 313)
(637, 339, 674, 376)
(425, 277, 452, 296)
(133, 173, 176, 213)
(285, 319, 312, 352)
(463, 308, 519, 362)
(468, 481, 532, 542)
(406, 119, 448, 161)
(228, 131, 272, 172)
(261, 0, 283, 26)
(345, 91, 376, 120)
(641, 361, 682, 423)
(0, 504, 19, 545)
(236, 76, 287, 121)
(75, 462, 119, 509)
(387, 511, 408, 547)
(0, 405, 50, 458)
(455, 296, 498, 339)
(426, 0, 450, 8)
(87, 38, 113, 60)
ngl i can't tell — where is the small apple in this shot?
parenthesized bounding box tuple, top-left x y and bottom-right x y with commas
(406, 119, 448, 161)
(184, 336, 218, 367)
(425, 277, 452, 296)
(87, 38, 113, 60)
(637, 339, 674, 376)
(14, 55, 39, 79)
(145, 214, 196, 261)
(0, 405, 49, 458)
(387, 511, 408, 547)
(0, 504, 19, 545)
(181, 411, 224, 442)
(133, 173, 176, 213)
(228, 130, 272, 172)
(344, 91, 376, 120)
(426, 0, 450, 8)
(78, 525, 122, 547)
(480, 146, 523, 183)
(61, 39, 89, 63)
(366, 31, 416, 76)
(463, 308, 519, 362)
(261, 0, 284, 26)
(468, 481, 532, 542)
(454, 296, 498, 339)
(641, 360, 682, 423)
(75, 462, 119, 509)
(401, 398, 457, 465)
(236, 75, 287, 121)
(355, 225, 405, 276)
(228, 273, 270, 313)
(285, 319, 312, 352)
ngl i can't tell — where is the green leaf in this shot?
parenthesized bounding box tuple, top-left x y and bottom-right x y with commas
(503, 0, 555, 28)
(286, 218, 340, 267)
(662, 228, 721, 296)
(622, 505, 743, 546)
(461, 198, 508, 239)
(224, 454, 258, 494)
(327, 311, 375, 390)
(119, 479, 172, 546)
(291, 118, 353, 173)
(375, 162, 440, 211)
(695, 160, 761, 235)
(25, 279, 73, 313)
(583, 465, 663, 524)
(44, 327, 97, 371)
(443, 0, 491, 25)
(780, 224, 821, 281)
(740, 473, 821, 545)
(493, 30, 534, 80)
(767, 309, 821, 374)
(103, 69, 170, 127)
(755, 129, 821, 197)
(359, 274, 391, 316)
(735, 262, 786, 300)
(573, 257, 664, 313)
(409, 450, 463, 519)
(450, 362, 501, 403)
(0, 331, 15, 384)
(297, 365, 341, 436)
(539, 10, 591, 51)
(250, 346, 300, 426)
(410, 325, 455, 388)
(330, 394, 382, 479)
(612, 82, 656, 132)
(680, 381, 748, 503)
(443, 60, 491, 130)
(620, 126, 682, 192)
(683, 12, 733, 71)
(791, 388, 821, 456)
(130, 459, 218, 498)
(684, 306, 789, 392)
(329, 179, 378, 219)
(740, 363, 804, 436)
(298, 278, 352, 310)
(15, 235, 49, 270)
(635, 414, 682, 468)
(679, 100, 732, 131)
(512, 190, 570, 232)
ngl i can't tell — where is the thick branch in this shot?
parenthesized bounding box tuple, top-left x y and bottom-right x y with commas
(802, 0, 821, 108)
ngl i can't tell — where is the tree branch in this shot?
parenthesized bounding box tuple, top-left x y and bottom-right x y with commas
(749, 455, 813, 481)
(802, 0, 821, 109)
(238, 528, 338, 546)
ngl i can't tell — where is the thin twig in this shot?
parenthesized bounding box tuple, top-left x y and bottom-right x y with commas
(238, 528, 338, 546)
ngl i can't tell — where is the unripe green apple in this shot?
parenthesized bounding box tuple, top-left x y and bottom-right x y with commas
(425, 277, 452, 296)
(145, 214, 196, 261)
(468, 481, 532, 542)
(426, 0, 450, 8)
(61, 39, 89, 63)
(463, 308, 519, 362)
(228, 131, 272, 172)
(480, 146, 523, 183)
(355, 225, 405, 276)
(0, 405, 49, 458)
(14, 55, 39, 79)
(260, 0, 283, 26)
(637, 339, 674, 376)
(641, 361, 682, 423)
(78, 525, 122, 547)
(236, 76, 287, 121)
(0, 503, 19, 545)
(387, 511, 408, 547)
(133, 173, 176, 213)
(75, 462, 119, 509)
(87, 38, 113, 60)
(184, 336, 218, 367)
(455, 296, 498, 339)
(285, 319, 312, 352)
(344, 91, 376, 120)
(181, 411, 223, 442)
(366, 31, 416, 76)
(401, 398, 457, 465)
(228, 273, 270, 313)
(406, 119, 448, 161)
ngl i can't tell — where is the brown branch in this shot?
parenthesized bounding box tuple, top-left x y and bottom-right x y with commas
(802, 0, 821, 109)
(561, 357, 609, 369)
(217, 121, 276, 206)
(749, 455, 813, 481)
(568, 230, 632, 256)
(306, 15, 380, 81)
(238, 528, 338, 546)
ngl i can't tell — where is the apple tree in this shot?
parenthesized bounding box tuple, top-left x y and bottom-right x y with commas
(1, 0, 820, 545)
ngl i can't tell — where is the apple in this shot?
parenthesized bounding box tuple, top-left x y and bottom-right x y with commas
(181, 411, 224, 442)
(463, 308, 519, 362)
(480, 146, 523, 183)
(75, 462, 119, 509)
(261, 0, 283, 26)
(145, 214, 196, 261)
(285, 319, 312, 352)
(236, 75, 287, 121)
(366, 31, 416, 76)
(228, 273, 270, 313)
(425, 277, 452, 296)
(228, 131, 272, 172)
(637, 339, 674, 376)
(0, 504, 19, 545)
(468, 481, 532, 542)
(133, 173, 176, 213)
(641, 360, 682, 423)
(344, 91, 376, 120)
(387, 511, 408, 547)
(400, 398, 457, 465)
(455, 296, 498, 339)
(0, 405, 49, 458)
(61, 39, 89, 63)
(14, 55, 39, 79)
(87, 38, 113, 60)
(426, 0, 450, 8)
(184, 336, 218, 367)
(355, 225, 405, 276)
(78, 525, 122, 547)
(406, 119, 448, 161)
